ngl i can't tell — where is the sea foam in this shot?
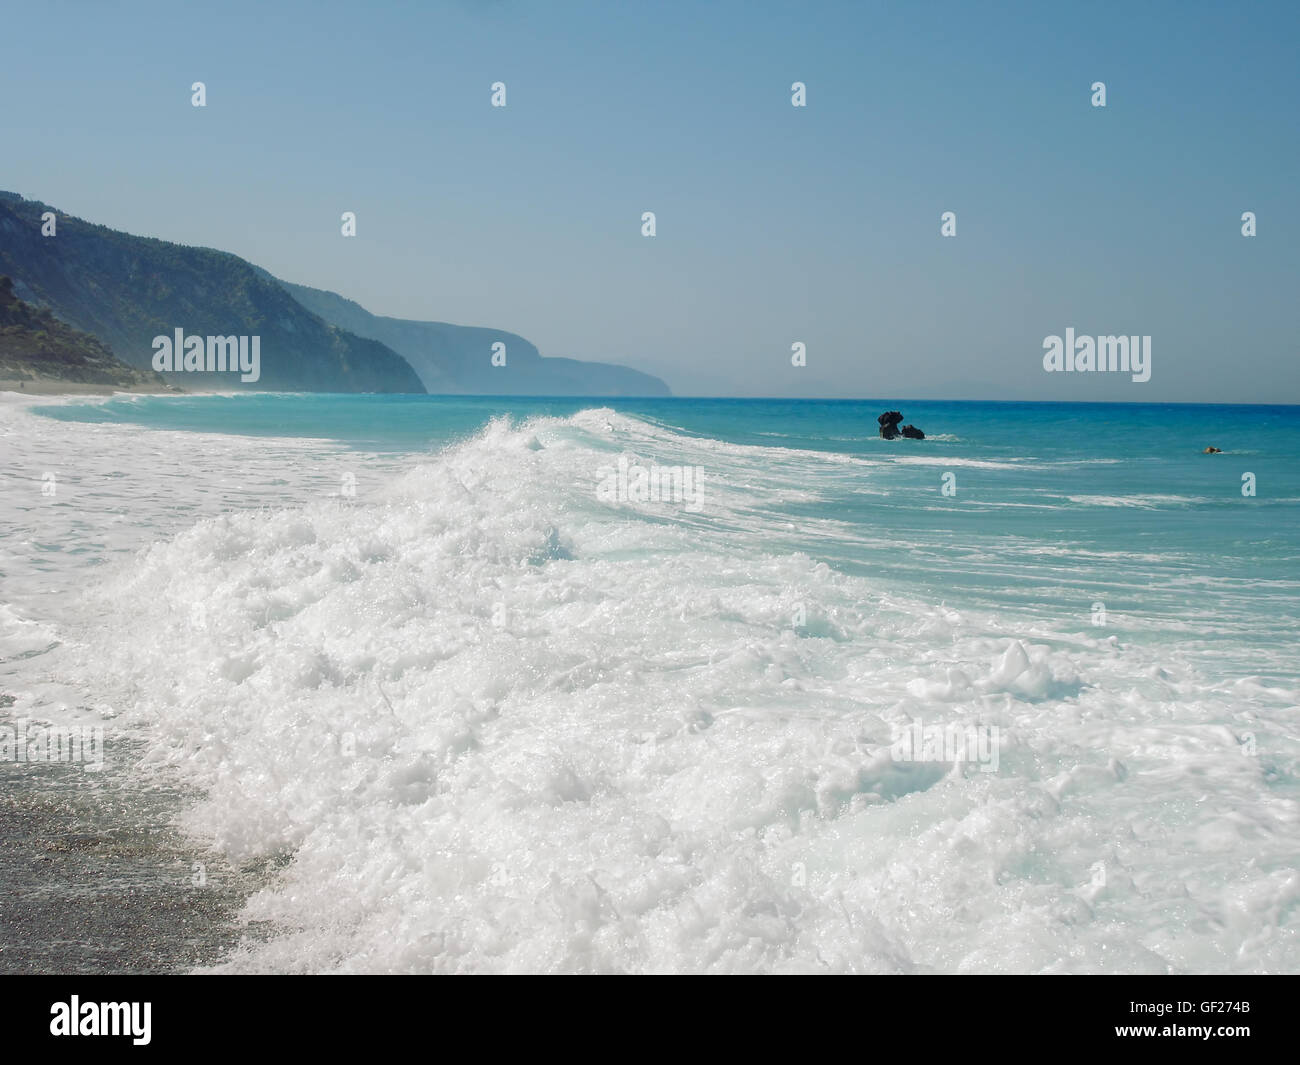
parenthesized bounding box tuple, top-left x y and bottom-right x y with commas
(3, 399, 1297, 974)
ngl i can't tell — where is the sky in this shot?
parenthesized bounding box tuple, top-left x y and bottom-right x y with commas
(2, 0, 1297, 401)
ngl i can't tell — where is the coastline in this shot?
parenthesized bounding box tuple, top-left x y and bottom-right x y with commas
(0, 390, 262, 973)
(0, 378, 185, 397)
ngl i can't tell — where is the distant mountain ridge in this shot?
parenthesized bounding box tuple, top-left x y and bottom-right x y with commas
(0, 192, 423, 393)
(0, 191, 671, 396)
(274, 278, 671, 396)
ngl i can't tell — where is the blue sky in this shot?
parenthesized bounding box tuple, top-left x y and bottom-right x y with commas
(2, 0, 1297, 400)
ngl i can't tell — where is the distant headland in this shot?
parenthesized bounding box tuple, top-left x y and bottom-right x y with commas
(0, 191, 671, 397)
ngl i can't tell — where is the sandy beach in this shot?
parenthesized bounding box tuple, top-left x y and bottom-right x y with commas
(0, 747, 268, 974)
(0, 378, 184, 397)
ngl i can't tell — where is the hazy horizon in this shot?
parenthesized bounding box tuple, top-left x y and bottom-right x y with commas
(3, 0, 1296, 402)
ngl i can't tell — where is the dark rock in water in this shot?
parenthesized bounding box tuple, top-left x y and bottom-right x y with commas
(878, 410, 904, 440)
(879, 410, 924, 440)
(1203, 446, 1221, 454)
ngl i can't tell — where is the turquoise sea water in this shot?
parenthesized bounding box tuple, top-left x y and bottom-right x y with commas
(41, 394, 1300, 678)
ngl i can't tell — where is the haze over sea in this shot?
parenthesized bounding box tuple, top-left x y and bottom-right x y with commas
(2, 392, 1298, 972)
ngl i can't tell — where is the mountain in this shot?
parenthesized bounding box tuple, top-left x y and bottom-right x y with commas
(0, 275, 172, 390)
(0, 190, 672, 397)
(0, 192, 424, 393)
(273, 279, 672, 396)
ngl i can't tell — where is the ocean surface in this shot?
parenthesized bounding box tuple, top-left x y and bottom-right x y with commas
(2, 393, 1298, 973)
